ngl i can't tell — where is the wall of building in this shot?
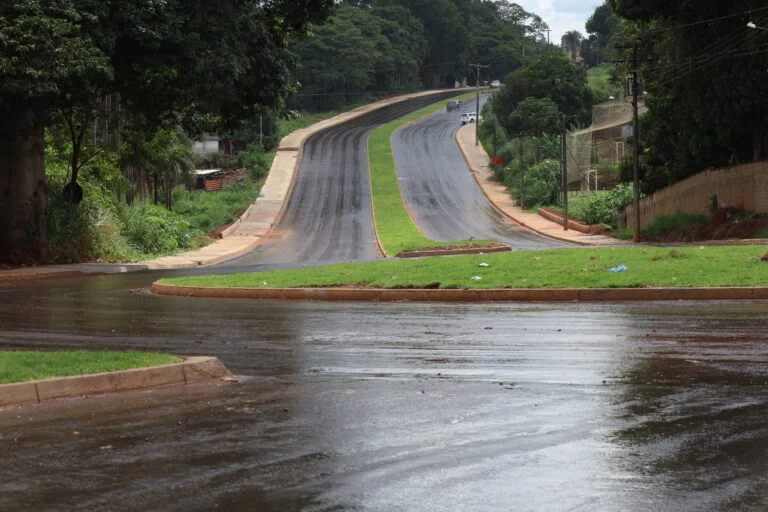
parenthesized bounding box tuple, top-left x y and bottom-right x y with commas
(620, 161, 768, 230)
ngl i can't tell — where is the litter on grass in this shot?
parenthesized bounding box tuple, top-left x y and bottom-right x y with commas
(471, 276, 483, 281)
(478, 263, 490, 267)
(607, 265, 629, 272)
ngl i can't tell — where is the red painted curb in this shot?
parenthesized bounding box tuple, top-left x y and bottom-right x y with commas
(151, 282, 768, 303)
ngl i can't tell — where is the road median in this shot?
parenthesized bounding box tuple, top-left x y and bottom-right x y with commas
(0, 356, 233, 408)
(151, 282, 768, 302)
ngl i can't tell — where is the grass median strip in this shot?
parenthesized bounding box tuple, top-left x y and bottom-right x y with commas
(369, 91, 496, 256)
(0, 351, 181, 384)
(159, 246, 768, 290)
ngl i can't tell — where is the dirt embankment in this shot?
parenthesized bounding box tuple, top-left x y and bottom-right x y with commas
(644, 209, 768, 242)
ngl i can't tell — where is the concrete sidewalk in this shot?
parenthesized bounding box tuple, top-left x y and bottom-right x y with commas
(455, 124, 623, 246)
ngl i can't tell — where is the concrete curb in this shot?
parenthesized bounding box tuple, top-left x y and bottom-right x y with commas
(0, 270, 93, 282)
(397, 245, 511, 258)
(150, 282, 768, 303)
(0, 356, 233, 408)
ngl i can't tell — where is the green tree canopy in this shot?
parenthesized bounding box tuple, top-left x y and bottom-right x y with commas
(0, 0, 334, 262)
(608, 0, 768, 193)
(494, 52, 593, 135)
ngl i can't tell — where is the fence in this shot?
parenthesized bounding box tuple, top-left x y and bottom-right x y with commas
(619, 160, 768, 230)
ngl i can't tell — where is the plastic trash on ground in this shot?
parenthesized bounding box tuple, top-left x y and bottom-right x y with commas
(607, 265, 629, 272)
(478, 263, 490, 267)
(471, 276, 483, 281)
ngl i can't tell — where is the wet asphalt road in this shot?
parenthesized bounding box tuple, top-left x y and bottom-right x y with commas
(229, 92, 462, 266)
(392, 97, 569, 250)
(3, 95, 768, 510)
(4, 275, 768, 511)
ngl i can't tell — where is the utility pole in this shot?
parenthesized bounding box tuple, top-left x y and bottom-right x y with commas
(470, 63, 489, 145)
(613, 44, 643, 242)
(542, 28, 551, 46)
(561, 116, 568, 231)
(519, 135, 525, 209)
(629, 46, 641, 243)
(492, 93, 497, 158)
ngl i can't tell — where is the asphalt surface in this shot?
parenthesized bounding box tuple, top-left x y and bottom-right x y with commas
(3, 275, 768, 510)
(392, 97, 570, 249)
(228, 91, 462, 267)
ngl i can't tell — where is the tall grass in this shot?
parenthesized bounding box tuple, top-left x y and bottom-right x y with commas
(171, 180, 262, 232)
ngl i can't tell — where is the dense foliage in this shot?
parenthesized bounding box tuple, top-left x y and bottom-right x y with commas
(0, 0, 334, 262)
(608, 0, 768, 193)
(494, 52, 593, 132)
(290, 0, 552, 110)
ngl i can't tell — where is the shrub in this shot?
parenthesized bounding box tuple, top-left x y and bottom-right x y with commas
(171, 179, 261, 232)
(236, 145, 270, 180)
(521, 159, 561, 207)
(120, 203, 207, 255)
(568, 183, 634, 227)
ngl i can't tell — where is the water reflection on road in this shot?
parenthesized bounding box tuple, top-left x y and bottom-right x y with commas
(2, 275, 768, 510)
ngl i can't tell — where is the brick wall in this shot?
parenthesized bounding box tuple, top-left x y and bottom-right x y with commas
(620, 161, 768, 230)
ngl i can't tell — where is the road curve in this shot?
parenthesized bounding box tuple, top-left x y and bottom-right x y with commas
(392, 100, 571, 249)
(227, 92, 462, 267)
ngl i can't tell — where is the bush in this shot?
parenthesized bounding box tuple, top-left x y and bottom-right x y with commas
(171, 179, 261, 232)
(120, 203, 207, 254)
(236, 145, 270, 181)
(568, 183, 634, 227)
(521, 159, 561, 207)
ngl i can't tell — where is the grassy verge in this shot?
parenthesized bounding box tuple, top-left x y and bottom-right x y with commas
(0, 351, 181, 384)
(172, 179, 263, 233)
(370, 91, 496, 256)
(160, 245, 768, 290)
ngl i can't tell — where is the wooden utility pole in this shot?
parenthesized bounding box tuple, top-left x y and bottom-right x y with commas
(519, 136, 525, 209)
(470, 63, 489, 145)
(561, 116, 568, 231)
(629, 46, 641, 243)
(613, 44, 643, 242)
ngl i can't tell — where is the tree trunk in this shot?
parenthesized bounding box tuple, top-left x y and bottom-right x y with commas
(0, 108, 47, 263)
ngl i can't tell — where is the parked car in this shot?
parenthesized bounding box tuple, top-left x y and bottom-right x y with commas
(490, 80, 501, 88)
(446, 100, 461, 111)
(461, 112, 477, 124)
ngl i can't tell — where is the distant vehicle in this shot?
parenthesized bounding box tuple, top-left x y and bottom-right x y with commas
(446, 100, 461, 111)
(461, 112, 477, 124)
(490, 80, 501, 88)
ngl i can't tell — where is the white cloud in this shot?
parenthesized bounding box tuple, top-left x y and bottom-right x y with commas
(514, 0, 603, 44)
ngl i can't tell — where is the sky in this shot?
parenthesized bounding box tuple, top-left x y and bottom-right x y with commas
(513, 0, 604, 45)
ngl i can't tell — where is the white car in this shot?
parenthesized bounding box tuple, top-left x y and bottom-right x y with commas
(490, 80, 501, 88)
(461, 112, 477, 124)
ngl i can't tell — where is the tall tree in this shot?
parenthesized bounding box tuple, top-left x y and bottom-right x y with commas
(561, 30, 583, 56)
(0, 0, 334, 262)
(609, 0, 768, 192)
(494, 52, 593, 134)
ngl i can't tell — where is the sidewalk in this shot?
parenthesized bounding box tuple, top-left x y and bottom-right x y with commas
(454, 124, 623, 246)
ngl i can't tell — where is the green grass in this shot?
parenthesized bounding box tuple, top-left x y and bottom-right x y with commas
(172, 180, 263, 233)
(369, 91, 496, 256)
(160, 245, 768, 290)
(0, 351, 181, 384)
(587, 63, 623, 103)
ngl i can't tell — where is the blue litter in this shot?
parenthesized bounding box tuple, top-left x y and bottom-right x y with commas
(607, 265, 629, 272)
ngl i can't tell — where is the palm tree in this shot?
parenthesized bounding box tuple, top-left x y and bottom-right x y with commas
(561, 30, 583, 58)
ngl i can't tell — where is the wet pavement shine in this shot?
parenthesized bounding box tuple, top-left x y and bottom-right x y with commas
(3, 274, 768, 511)
(392, 96, 569, 250)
